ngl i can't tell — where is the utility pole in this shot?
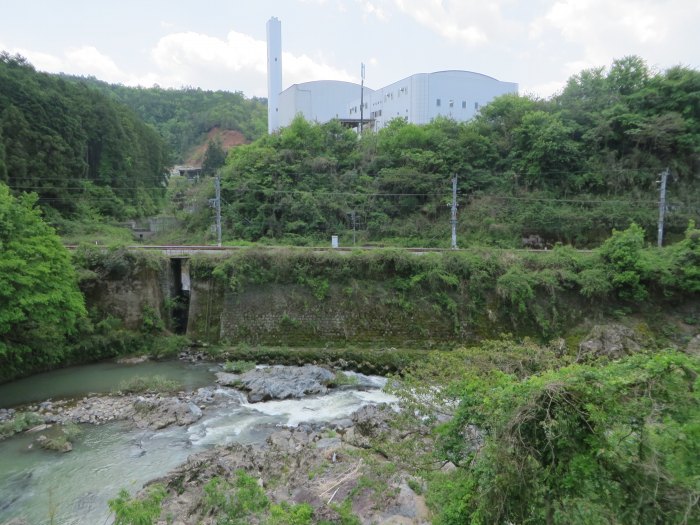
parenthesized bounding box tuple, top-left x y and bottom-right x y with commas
(657, 167, 669, 248)
(450, 176, 458, 250)
(215, 174, 222, 247)
(360, 63, 365, 135)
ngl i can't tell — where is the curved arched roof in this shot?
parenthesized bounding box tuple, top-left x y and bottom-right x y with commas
(281, 79, 374, 94)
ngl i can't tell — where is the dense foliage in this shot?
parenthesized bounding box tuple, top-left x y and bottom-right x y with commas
(67, 76, 267, 162)
(390, 346, 700, 525)
(196, 222, 699, 343)
(211, 57, 699, 248)
(0, 53, 169, 220)
(0, 183, 86, 382)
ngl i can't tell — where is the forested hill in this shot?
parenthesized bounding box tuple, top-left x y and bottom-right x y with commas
(216, 56, 700, 248)
(64, 75, 267, 163)
(0, 53, 168, 220)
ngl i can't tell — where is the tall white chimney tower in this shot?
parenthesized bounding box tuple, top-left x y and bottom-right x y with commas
(266, 17, 282, 134)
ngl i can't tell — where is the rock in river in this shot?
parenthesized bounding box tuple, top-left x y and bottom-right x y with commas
(216, 365, 336, 402)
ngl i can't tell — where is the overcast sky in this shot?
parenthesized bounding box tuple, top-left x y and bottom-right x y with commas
(2, 0, 698, 99)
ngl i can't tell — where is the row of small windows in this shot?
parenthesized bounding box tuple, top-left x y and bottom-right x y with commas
(351, 98, 480, 116)
(349, 102, 369, 115)
(386, 87, 409, 100)
(436, 99, 480, 110)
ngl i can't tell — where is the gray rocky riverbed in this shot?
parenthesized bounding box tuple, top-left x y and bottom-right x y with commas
(0, 365, 404, 525)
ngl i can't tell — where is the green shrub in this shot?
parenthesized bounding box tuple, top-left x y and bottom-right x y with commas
(424, 350, 700, 525)
(115, 375, 181, 394)
(267, 502, 314, 525)
(108, 484, 167, 525)
(222, 360, 256, 373)
(576, 267, 612, 298)
(599, 223, 648, 301)
(329, 371, 360, 386)
(203, 471, 269, 522)
(0, 412, 44, 439)
(141, 306, 165, 334)
(149, 335, 190, 359)
(496, 265, 536, 313)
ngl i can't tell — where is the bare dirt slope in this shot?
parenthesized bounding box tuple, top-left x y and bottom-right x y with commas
(185, 127, 247, 166)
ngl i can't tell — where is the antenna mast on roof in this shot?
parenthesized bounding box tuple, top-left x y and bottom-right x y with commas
(360, 63, 365, 135)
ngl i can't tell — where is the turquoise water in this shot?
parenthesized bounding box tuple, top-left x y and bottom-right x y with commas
(0, 363, 395, 525)
(0, 360, 216, 408)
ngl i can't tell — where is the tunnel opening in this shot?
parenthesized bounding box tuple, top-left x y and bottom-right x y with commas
(170, 258, 190, 334)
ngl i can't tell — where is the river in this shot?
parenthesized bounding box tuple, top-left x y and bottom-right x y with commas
(0, 361, 395, 525)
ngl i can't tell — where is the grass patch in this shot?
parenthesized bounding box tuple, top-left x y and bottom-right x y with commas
(216, 345, 428, 375)
(222, 360, 256, 373)
(0, 412, 44, 439)
(37, 422, 82, 452)
(329, 371, 360, 387)
(115, 375, 182, 394)
(149, 335, 191, 359)
(109, 484, 167, 525)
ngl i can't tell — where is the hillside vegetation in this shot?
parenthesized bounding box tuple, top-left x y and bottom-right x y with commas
(200, 56, 699, 248)
(0, 53, 169, 222)
(66, 75, 267, 163)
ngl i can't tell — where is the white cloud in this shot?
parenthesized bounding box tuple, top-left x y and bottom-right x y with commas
(152, 31, 267, 76)
(521, 79, 567, 99)
(358, 0, 387, 20)
(150, 29, 354, 95)
(390, 0, 513, 45)
(3, 29, 354, 96)
(284, 52, 355, 84)
(1, 44, 128, 83)
(530, 0, 700, 70)
(65, 46, 124, 82)
(10, 47, 65, 72)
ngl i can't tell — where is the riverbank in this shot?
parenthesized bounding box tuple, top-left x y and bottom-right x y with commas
(0, 363, 399, 525)
(140, 404, 430, 525)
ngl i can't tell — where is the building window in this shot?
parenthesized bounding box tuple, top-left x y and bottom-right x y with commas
(462, 101, 466, 109)
(474, 102, 479, 110)
(436, 98, 441, 107)
(449, 100, 454, 108)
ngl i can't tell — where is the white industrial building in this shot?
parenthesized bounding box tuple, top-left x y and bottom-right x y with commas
(266, 18, 518, 133)
(278, 80, 374, 129)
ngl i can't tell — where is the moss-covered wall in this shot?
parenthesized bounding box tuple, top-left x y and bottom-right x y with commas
(76, 245, 698, 347)
(185, 248, 600, 345)
(76, 248, 173, 331)
(187, 274, 225, 340)
(218, 283, 458, 344)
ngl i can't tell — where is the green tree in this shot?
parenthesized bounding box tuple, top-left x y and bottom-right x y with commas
(511, 111, 582, 191)
(599, 222, 648, 301)
(0, 54, 168, 220)
(0, 127, 6, 182)
(0, 183, 86, 381)
(201, 138, 227, 176)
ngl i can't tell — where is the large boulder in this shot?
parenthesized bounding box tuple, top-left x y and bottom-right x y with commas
(217, 365, 335, 402)
(343, 404, 394, 448)
(577, 324, 644, 361)
(132, 397, 203, 430)
(685, 334, 700, 357)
